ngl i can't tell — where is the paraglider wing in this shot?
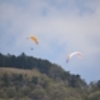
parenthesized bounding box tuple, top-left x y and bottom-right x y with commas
(66, 51, 82, 62)
(30, 36, 38, 44)
(77, 52, 82, 58)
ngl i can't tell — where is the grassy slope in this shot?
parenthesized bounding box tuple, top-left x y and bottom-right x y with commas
(0, 67, 87, 100)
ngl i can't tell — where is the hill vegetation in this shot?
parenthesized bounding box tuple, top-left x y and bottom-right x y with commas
(0, 52, 100, 100)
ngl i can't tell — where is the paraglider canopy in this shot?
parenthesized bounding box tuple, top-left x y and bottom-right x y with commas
(26, 35, 38, 50)
(66, 51, 82, 62)
(30, 36, 38, 44)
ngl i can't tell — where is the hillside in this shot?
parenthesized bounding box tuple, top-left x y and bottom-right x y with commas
(0, 67, 87, 100)
(0, 52, 100, 100)
(0, 52, 87, 89)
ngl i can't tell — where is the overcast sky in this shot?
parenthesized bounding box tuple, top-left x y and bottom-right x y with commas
(0, 0, 100, 83)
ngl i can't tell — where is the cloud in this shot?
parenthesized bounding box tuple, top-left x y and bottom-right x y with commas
(0, 0, 100, 56)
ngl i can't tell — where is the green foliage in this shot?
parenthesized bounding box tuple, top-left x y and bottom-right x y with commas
(0, 52, 87, 89)
(0, 68, 87, 100)
(0, 52, 99, 100)
(88, 91, 100, 100)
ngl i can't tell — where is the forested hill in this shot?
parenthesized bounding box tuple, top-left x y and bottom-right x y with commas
(0, 52, 100, 100)
(0, 52, 87, 88)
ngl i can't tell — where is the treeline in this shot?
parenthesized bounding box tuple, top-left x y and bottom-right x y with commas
(0, 52, 87, 89)
(0, 52, 100, 100)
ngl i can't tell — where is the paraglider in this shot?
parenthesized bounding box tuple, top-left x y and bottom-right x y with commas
(30, 36, 38, 44)
(66, 51, 82, 62)
(26, 35, 38, 50)
(27, 35, 38, 44)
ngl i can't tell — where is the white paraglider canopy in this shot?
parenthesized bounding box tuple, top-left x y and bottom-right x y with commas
(66, 51, 82, 62)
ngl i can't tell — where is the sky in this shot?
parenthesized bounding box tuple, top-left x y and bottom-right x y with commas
(0, 0, 100, 83)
